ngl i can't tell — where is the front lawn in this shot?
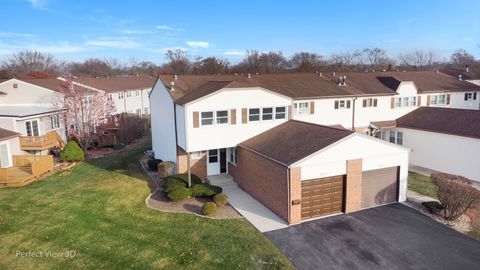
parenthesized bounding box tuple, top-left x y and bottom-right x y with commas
(0, 140, 294, 270)
(408, 171, 437, 199)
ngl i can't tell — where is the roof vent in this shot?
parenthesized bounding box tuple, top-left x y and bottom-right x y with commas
(174, 74, 178, 80)
(13, 83, 18, 89)
(247, 73, 251, 78)
(170, 81, 175, 91)
(332, 72, 336, 77)
(465, 65, 469, 72)
(458, 74, 463, 81)
(319, 72, 322, 77)
(337, 76, 347, 86)
(436, 69, 439, 73)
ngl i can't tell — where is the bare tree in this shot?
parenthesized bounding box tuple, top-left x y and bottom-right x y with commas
(449, 49, 476, 68)
(399, 49, 439, 70)
(53, 79, 115, 150)
(68, 58, 117, 77)
(360, 48, 395, 70)
(330, 51, 361, 71)
(164, 49, 191, 74)
(259, 51, 287, 73)
(192, 56, 229, 74)
(289, 52, 324, 72)
(1, 50, 61, 77)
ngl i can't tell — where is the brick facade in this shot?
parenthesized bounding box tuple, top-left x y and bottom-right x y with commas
(345, 159, 363, 213)
(176, 146, 207, 180)
(234, 146, 289, 221)
(289, 167, 302, 224)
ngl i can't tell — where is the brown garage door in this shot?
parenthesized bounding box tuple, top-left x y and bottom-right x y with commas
(301, 175, 344, 219)
(362, 166, 399, 208)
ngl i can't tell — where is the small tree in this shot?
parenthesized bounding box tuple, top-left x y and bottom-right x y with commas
(431, 173, 480, 221)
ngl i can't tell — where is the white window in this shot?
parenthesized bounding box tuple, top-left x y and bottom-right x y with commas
(465, 92, 477, 101)
(275, 107, 286, 119)
(136, 109, 142, 115)
(191, 151, 202, 159)
(126, 91, 132, 98)
(389, 131, 403, 145)
(144, 107, 149, 114)
(50, 114, 60, 129)
(430, 94, 447, 105)
(216, 110, 229, 125)
(229, 147, 237, 165)
(294, 102, 309, 115)
(135, 90, 140, 96)
(25, 120, 39, 136)
(208, 149, 218, 163)
(262, 107, 273, 120)
(339, 100, 346, 109)
(248, 108, 260, 122)
(0, 143, 10, 168)
(363, 98, 377, 107)
(201, 112, 214, 126)
(118, 92, 124, 99)
(395, 97, 416, 108)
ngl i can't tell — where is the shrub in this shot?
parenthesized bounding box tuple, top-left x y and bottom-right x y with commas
(158, 161, 175, 178)
(176, 173, 202, 186)
(191, 183, 223, 197)
(431, 173, 480, 220)
(164, 177, 187, 193)
(201, 202, 217, 216)
(60, 141, 85, 162)
(213, 193, 228, 207)
(147, 158, 162, 171)
(167, 187, 192, 202)
(422, 201, 443, 214)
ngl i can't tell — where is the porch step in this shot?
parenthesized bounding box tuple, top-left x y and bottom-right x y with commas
(207, 174, 234, 186)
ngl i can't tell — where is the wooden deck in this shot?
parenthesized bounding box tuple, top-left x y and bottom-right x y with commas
(0, 155, 54, 187)
(19, 131, 65, 151)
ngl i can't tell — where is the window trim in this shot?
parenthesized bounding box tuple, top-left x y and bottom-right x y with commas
(118, 92, 124, 99)
(261, 107, 274, 121)
(430, 94, 447, 105)
(191, 151, 202, 160)
(394, 96, 416, 108)
(200, 111, 214, 127)
(50, 114, 61, 130)
(294, 102, 309, 115)
(248, 108, 261, 122)
(216, 110, 230, 125)
(229, 147, 237, 166)
(208, 149, 218, 163)
(275, 106, 287, 119)
(25, 119, 40, 136)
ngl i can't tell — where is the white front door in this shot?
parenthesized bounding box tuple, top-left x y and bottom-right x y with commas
(207, 149, 220, 175)
(0, 143, 10, 168)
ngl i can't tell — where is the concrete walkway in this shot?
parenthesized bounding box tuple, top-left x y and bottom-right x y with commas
(207, 174, 289, 232)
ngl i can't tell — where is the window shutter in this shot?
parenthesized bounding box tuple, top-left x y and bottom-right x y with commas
(417, 96, 422, 107)
(446, 94, 451, 105)
(373, 98, 378, 107)
(390, 97, 395, 109)
(346, 100, 351, 108)
(231, 109, 236, 125)
(334, 100, 339, 109)
(474, 92, 477, 100)
(242, 108, 247, 124)
(193, 112, 199, 128)
(426, 95, 431, 106)
(362, 99, 367, 107)
(309, 101, 315, 114)
(465, 93, 468, 101)
(288, 105, 292, 119)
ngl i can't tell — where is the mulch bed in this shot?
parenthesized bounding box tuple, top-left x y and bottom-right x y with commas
(140, 156, 241, 220)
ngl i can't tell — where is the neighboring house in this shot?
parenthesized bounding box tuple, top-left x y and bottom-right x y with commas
(0, 78, 67, 156)
(373, 107, 480, 182)
(150, 72, 417, 224)
(64, 76, 156, 115)
(441, 67, 480, 87)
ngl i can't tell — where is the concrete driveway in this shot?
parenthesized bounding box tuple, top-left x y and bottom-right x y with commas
(265, 204, 480, 270)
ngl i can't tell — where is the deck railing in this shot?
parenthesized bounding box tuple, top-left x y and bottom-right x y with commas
(0, 155, 54, 186)
(19, 131, 65, 151)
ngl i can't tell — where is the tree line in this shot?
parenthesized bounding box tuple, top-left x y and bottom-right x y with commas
(0, 48, 478, 79)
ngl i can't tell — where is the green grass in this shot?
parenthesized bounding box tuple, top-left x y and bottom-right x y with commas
(0, 141, 294, 270)
(408, 171, 437, 199)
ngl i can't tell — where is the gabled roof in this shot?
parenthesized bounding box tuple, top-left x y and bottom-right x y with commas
(396, 107, 480, 139)
(0, 105, 65, 118)
(0, 128, 20, 141)
(441, 67, 480, 80)
(239, 120, 353, 165)
(71, 76, 156, 93)
(159, 71, 480, 105)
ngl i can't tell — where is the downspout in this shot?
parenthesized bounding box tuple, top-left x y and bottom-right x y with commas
(351, 97, 358, 131)
(173, 103, 179, 173)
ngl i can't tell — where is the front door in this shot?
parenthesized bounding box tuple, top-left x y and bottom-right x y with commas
(207, 148, 227, 176)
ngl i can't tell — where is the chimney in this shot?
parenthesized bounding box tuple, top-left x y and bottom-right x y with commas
(247, 73, 251, 78)
(458, 75, 463, 81)
(333, 72, 336, 77)
(466, 65, 469, 72)
(170, 81, 175, 91)
(174, 74, 178, 80)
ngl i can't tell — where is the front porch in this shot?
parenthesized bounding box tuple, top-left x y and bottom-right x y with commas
(0, 155, 54, 187)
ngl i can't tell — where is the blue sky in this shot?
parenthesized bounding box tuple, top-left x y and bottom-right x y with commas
(1, 0, 479, 63)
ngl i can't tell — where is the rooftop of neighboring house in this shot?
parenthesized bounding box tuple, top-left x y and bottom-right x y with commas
(0, 127, 20, 141)
(70, 75, 156, 93)
(395, 107, 480, 139)
(0, 105, 65, 118)
(239, 120, 353, 165)
(159, 71, 480, 105)
(441, 67, 480, 80)
(0, 78, 96, 95)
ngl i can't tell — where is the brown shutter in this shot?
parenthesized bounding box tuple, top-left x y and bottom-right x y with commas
(417, 96, 422, 107)
(426, 95, 431, 106)
(309, 101, 315, 114)
(231, 109, 236, 124)
(242, 108, 247, 123)
(193, 112, 199, 128)
(288, 105, 292, 119)
(362, 99, 367, 107)
(446, 94, 451, 105)
(373, 98, 378, 107)
(464, 93, 468, 100)
(346, 100, 351, 108)
(390, 97, 395, 109)
(474, 92, 477, 100)
(334, 100, 339, 109)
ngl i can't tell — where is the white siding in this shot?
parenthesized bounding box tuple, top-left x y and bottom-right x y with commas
(185, 88, 292, 152)
(150, 81, 177, 162)
(295, 134, 409, 202)
(392, 127, 480, 182)
(0, 79, 62, 105)
(175, 104, 186, 150)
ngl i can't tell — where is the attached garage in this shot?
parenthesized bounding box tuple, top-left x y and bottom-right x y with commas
(233, 120, 410, 225)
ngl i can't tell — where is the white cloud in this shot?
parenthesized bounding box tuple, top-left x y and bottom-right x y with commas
(85, 37, 141, 49)
(223, 50, 245, 56)
(122, 29, 155, 35)
(186, 41, 209, 49)
(156, 25, 184, 31)
(0, 32, 35, 38)
(28, 0, 47, 10)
